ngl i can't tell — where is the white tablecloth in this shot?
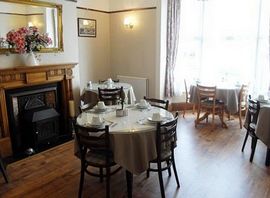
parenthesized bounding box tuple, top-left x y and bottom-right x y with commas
(190, 85, 241, 114)
(83, 82, 136, 105)
(76, 106, 174, 175)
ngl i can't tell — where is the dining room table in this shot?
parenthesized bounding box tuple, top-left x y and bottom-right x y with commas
(75, 104, 174, 197)
(189, 83, 242, 114)
(81, 82, 136, 107)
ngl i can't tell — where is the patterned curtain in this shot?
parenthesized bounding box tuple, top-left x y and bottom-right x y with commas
(164, 0, 181, 97)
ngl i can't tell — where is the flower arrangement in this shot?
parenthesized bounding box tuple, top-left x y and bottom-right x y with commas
(5, 26, 52, 54)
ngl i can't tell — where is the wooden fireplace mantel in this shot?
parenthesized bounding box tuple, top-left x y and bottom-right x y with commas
(0, 63, 77, 157)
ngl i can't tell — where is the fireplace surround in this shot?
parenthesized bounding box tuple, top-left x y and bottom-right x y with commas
(0, 63, 77, 157)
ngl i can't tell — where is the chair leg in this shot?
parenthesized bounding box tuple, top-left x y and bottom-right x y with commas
(100, 167, 103, 183)
(0, 158, 8, 183)
(239, 111, 243, 129)
(265, 148, 270, 166)
(157, 161, 165, 198)
(146, 162, 150, 178)
(78, 164, 85, 198)
(192, 104, 195, 114)
(211, 110, 215, 131)
(166, 160, 171, 177)
(250, 137, 258, 162)
(183, 103, 186, 118)
(171, 153, 180, 188)
(195, 108, 201, 127)
(241, 130, 249, 152)
(106, 167, 111, 198)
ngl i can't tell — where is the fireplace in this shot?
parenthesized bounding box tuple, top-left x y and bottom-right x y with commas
(5, 83, 70, 157)
(0, 63, 76, 158)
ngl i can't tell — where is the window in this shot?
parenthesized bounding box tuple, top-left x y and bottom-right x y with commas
(174, 0, 270, 97)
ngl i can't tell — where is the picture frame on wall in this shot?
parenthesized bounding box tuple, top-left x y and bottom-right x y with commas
(77, 18, 96, 37)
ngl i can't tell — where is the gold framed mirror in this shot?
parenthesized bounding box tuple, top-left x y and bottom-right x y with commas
(0, 0, 63, 54)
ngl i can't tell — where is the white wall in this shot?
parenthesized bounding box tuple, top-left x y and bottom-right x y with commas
(77, 9, 111, 88)
(110, 9, 157, 98)
(110, 0, 156, 11)
(77, 0, 110, 11)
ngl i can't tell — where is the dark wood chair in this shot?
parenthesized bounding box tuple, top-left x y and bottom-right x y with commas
(0, 154, 9, 183)
(143, 96, 169, 110)
(195, 84, 226, 130)
(98, 87, 124, 106)
(74, 124, 121, 198)
(146, 112, 180, 198)
(241, 97, 260, 163)
(79, 91, 97, 113)
(99, 79, 119, 84)
(183, 79, 195, 117)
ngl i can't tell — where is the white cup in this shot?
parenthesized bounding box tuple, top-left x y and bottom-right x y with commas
(139, 99, 147, 107)
(97, 101, 105, 109)
(258, 95, 264, 100)
(107, 78, 113, 84)
(87, 81, 92, 88)
(152, 113, 161, 121)
(92, 116, 102, 125)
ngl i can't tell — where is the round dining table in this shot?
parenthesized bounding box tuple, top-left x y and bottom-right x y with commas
(82, 82, 136, 106)
(75, 105, 174, 197)
(189, 84, 241, 114)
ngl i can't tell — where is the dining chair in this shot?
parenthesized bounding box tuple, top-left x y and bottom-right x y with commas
(74, 123, 121, 198)
(241, 98, 260, 162)
(98, 87, 124, 106)
(79, 91, 97, 113)
(146, 112, 180, 198)
(195, 85, 226, 130)
(99, 79, 119, 84)
(237, 85, 249, 129)
(183, 79, 195, 117)
(143, 96, 169, 110)
(0, 153, 9, 183)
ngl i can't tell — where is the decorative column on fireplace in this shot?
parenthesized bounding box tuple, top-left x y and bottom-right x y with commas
(0, 63, 77, 158)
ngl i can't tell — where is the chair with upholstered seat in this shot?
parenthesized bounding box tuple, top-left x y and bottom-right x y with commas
(241, 98, 260, 162)
(98, 87, 124, 106)
(143, 96, 169, 110)
(195, 85, 226, 130)
(74, 124, 121, 198)
(146, 112, 180, 198)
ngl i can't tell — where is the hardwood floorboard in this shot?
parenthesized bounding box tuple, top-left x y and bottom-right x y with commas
(1, 113, 270, 198)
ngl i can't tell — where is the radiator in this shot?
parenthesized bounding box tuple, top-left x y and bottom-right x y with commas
(117, 75, 149, 102)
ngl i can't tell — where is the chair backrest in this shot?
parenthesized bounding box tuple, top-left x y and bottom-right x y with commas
(144, 96, 169, 110)
(98, 87, 123, 105)
(99, 79, 119, 84)
(247, 98, 260, 125)
(238, 84, 249, 109)
(156, 112, 179, 160)
(196, 84, 216, 105)
(75, 124, 111, 160)
(80, 91, 97, 113)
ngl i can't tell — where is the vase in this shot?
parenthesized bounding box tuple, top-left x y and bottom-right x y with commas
(21, 52, 39, 66)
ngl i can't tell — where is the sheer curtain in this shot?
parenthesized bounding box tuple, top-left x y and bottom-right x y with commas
(174, 0, 270, 97)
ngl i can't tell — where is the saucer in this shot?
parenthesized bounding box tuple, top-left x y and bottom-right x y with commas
(147, 117, 166, 123)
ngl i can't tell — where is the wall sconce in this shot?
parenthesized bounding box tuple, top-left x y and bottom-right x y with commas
(124, 17, 134, 29)
(28, 22, 34, 27)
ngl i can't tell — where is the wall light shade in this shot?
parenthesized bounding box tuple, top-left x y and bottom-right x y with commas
(124, 17, 134, 29)
(28, 22, 34, 27)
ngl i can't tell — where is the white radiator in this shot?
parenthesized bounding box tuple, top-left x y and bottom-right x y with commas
(117, 75, 149, 102)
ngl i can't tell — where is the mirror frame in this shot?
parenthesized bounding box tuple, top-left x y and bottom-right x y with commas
(0, 0, 63, 54)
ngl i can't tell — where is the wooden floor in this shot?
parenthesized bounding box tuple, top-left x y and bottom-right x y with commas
(1, 113, 270, 198)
